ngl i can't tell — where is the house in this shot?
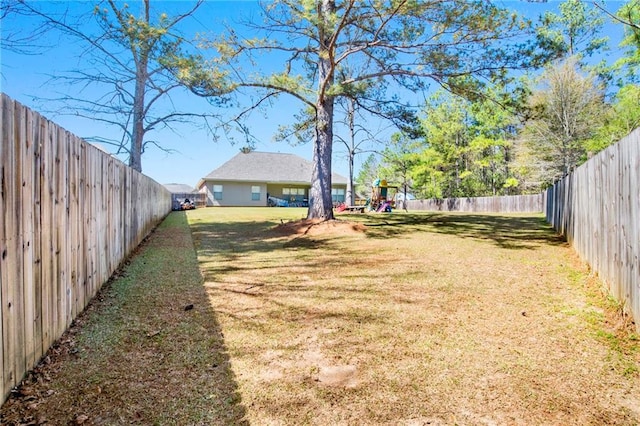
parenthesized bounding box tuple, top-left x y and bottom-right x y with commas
(196, 151, 348, 207)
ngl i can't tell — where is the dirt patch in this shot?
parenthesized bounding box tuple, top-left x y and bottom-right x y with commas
(273, 218, 367, 237)
(317, 365, 359, 388)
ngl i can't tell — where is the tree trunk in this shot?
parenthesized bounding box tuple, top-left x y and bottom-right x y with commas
(345, 98, 355, 207)
(128, 0, 150, 173)
(307, 0, 335, 220)
(130, 63, 146, 172)
(308, 98, 335, 220)
(346, 149, 354, 206)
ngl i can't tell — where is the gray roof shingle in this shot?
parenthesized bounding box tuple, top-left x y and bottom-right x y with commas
(201, 151, 347, 184)
(163, 183, 197, 193)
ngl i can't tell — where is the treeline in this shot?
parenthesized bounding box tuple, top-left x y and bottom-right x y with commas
(355, 0, 640, 199)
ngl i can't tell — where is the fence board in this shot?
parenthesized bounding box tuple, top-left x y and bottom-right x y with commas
(630, 140, 640, 327)
(0, 94, 171, 403)
(20, 102, 37, 371)
(2, 95, 23, 395)
(55, 126, 66, 339)
(1, 96, 12, 394)
(32, 114, 44, 368)
(545, 128, 640, 331)
(41, 119, 55, 353)
(406, 194, 544, 213)
(68, 132, 79, 319)
(0, 93, 4, 402)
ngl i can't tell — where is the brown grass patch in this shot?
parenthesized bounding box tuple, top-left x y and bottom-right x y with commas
(191, 209, 640, 425)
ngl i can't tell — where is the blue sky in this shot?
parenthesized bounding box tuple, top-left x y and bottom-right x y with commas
(0, 1, 628, 188)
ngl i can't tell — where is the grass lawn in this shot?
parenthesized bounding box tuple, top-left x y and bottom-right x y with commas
(2, 207, 639, 425)
(188, 208, 640, 425)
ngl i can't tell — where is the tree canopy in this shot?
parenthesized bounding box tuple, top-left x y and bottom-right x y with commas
(5, 0, 636, 202)
(535, 0, 608, 61)
(517, 58, 607, 187)
(372, 1, 639, 199)
(186, 0, 543, 219)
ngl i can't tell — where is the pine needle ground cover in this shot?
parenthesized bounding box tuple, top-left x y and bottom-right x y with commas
(2, 208, 639, 425)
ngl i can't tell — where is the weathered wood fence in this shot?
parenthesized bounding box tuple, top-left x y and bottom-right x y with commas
(1, 94, 172, 403)
(406, 194, 544, 213)
(545, 128, 640, 331)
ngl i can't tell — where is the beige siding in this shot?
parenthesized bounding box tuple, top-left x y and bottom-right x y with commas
(199, 180, 347, 207)
(202, 181, 268, 207)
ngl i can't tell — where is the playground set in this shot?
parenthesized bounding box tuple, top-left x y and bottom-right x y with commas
(336, 179, 398, 213)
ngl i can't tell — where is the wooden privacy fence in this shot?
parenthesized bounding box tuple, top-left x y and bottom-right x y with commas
(406, 194, 544, 213)
(0, 94, 172, 403)
(545, 128, 640, 331)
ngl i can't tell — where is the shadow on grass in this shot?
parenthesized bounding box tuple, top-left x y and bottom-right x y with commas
(184, 210, 568, 340)
(0, 211, 249, 425)
(187, 213, 391, 333)
(127, 211, 249, 424)
(189, 212, 566, 289)
(359, 212, 566, 249)
(188, 218, 357, 276)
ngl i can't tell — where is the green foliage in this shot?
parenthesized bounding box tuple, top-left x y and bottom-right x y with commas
(377, 133, 421, 192)
(613, 1, 640, 83)
(515, 58, 607, 188)
(535, 0, 608, 61)
(165, 54, 233, 99)
(367, 1, 639, 199)
(94, 2, 175, 66)
(355, 154, 380, 196)
(406, 88, 518, 198)
(586, 83, 640, 152)
(533, 0, 613, 84)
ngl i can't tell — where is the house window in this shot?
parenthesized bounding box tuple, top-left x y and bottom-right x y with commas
(213, 184, 223, 200)
(332, 188, 345, 203)
(251, 185, 261, 201)
(283, 187, 305, 198)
